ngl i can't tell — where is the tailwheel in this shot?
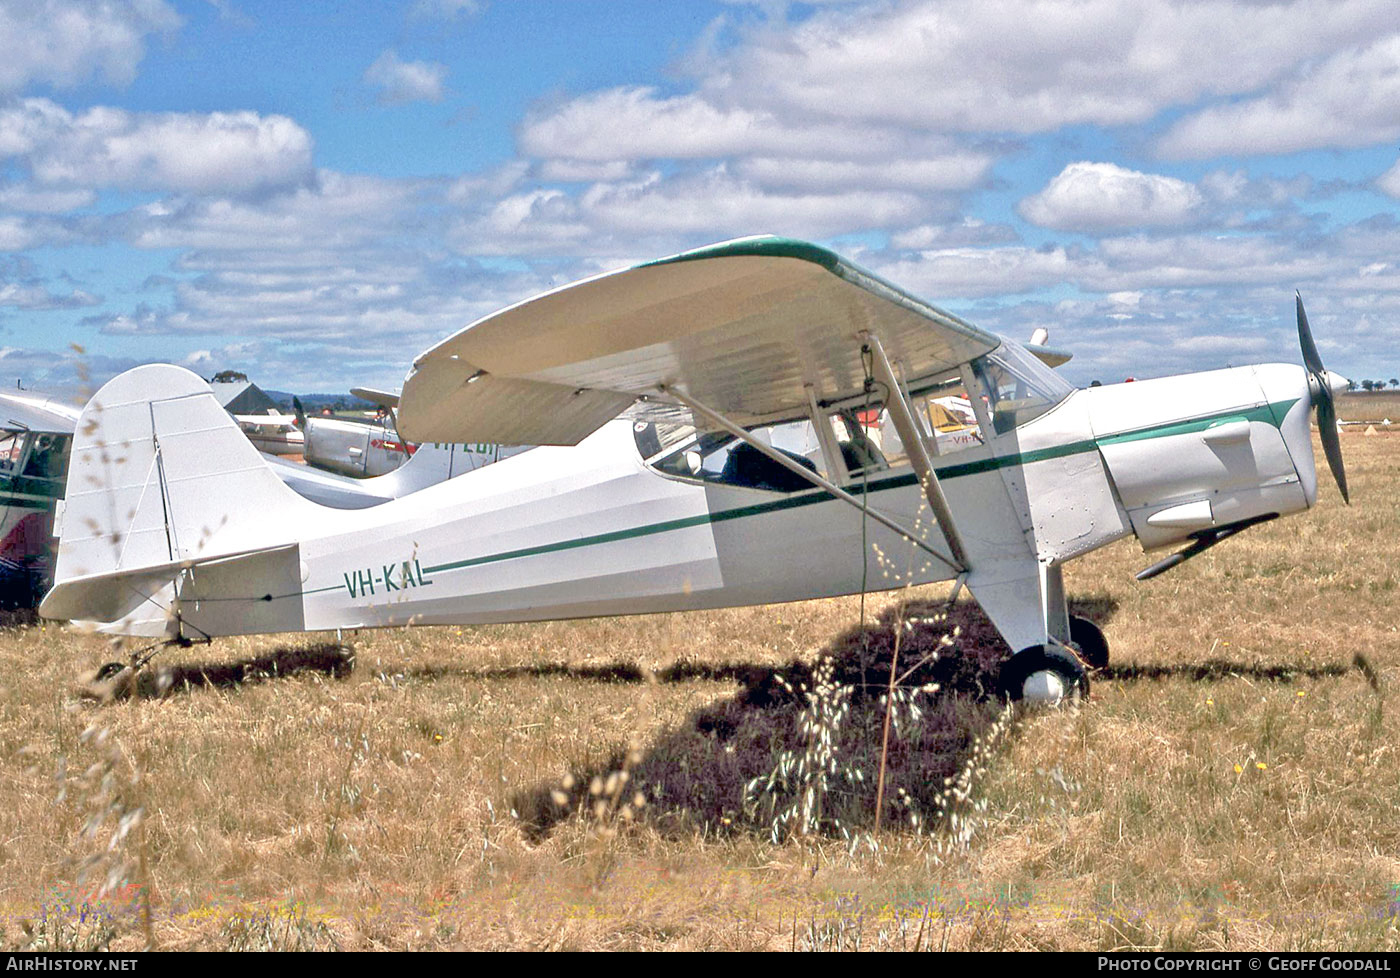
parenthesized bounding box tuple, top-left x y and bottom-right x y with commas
(1068, 615, 1109, 670)
(82, 660, 137, 702)
(998, 645, 1089, 705)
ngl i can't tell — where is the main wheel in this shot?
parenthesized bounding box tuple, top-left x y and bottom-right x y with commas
(998, 645, 1089, 704)
(1068, 616, 1109, 669)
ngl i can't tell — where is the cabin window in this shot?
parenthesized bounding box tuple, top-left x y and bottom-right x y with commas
(827, 372, 985, 477)
(827, 410, 886, 476)
(632, 372, 991, 491)
(637, 417, 829, 493)
(970, 344, 1073, 435)
(878, 373, 986, 465)
(22, 434, 68, 481)
(0, 431, 23, 473)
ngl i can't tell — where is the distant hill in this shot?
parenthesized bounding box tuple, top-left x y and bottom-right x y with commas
(264, 390, 378, 413)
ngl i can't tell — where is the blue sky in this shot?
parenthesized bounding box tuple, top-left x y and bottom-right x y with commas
(3, 0, 1400, 398)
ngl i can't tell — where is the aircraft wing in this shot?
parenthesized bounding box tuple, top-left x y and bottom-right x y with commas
(1025, 343, 1072, 368)
(0, 391, 80, 433)
(234, 413, 298, 427)
(397, 236, 1001, 445)
(350, 386, 400, 409)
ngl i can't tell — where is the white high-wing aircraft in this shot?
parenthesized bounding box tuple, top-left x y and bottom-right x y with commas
(39, 237, 1349, 701)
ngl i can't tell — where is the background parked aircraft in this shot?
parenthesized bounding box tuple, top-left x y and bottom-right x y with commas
(0, 392, 77, 607)
(266, 437, 533, 508)
(291, 395, 416, 478)
(233, 410, 305, 456)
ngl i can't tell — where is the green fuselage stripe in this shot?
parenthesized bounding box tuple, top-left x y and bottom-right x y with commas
(398, 399, 1296, 585)
(0, 494, 56, 513)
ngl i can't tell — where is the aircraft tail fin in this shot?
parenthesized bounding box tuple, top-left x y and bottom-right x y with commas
(40, 364, 321, 635)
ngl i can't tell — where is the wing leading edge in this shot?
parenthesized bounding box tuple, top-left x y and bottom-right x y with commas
(398, 235, 1002, 446)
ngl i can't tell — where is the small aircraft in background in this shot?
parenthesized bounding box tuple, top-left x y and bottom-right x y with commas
(292, 393, 414, 479)
(0, 391, 78, 607)
(264, 434, 533, 509)
(234, 410, 305, 456)
(41, 236, 1350, 703)
(280, 386, 530, 504)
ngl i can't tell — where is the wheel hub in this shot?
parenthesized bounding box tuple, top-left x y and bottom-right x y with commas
(1022, 669, 1066, 705)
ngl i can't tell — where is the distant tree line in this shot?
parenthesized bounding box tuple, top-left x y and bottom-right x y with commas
(267, 391, 376, 412)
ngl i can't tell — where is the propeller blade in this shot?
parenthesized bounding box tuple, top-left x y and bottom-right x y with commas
(1296, 292, 1350, 505)
(1314, 388, 1350, 504)
(1297, 292, 1324, 377)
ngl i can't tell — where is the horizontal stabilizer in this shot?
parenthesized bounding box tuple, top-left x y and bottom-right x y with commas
(40, 543, 299, 628)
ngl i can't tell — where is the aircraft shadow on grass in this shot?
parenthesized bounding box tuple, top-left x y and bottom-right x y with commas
(506, 596, 1374, 842)
(0, 608, 39, 632)
(1101, 660, 1351, 684)
(510, 596, 1115, 842)
(401, 596, 1112, 689)
(80, 594, 1367, 841)
(86, 642, 354, 699)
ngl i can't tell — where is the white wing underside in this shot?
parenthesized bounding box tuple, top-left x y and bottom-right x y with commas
(0, 390, 80, 433)
(397, 236, 1004, 446)
(349, 386, 401, 410)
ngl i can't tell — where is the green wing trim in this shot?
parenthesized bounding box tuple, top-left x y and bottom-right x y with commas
(642, 234, 993, 347)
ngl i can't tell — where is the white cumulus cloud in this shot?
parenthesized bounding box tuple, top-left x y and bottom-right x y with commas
(1378, 159, 1400, 199)
(1157, 34, 1400, 158)
(0, 0, 180, 95)
(0, 99, 314, 196)
(364, 50, 448, 105)
(1019, 162, 1205, 231)
(518, 86, 995, 178)
(706, 0, 1398, 135)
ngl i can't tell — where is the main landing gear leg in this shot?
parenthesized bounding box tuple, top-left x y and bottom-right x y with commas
(973, 561, 1107, 704)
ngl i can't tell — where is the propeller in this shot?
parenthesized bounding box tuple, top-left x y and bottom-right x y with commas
(1296, 292, 1349, 504)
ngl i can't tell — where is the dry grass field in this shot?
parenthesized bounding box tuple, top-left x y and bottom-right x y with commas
(2, 431, 1398, 951)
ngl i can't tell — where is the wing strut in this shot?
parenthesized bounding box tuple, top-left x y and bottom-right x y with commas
(861, 332, 970, 570)
(657, 384, 964, 575)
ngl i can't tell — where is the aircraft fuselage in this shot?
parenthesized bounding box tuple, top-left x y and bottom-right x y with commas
(55, 361, 1315, 649)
